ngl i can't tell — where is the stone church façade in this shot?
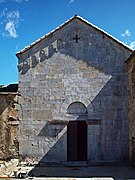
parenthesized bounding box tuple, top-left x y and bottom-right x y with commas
(16, 15, 134, 165)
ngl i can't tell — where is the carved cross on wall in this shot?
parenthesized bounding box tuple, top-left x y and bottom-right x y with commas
(73, 34, 80, 43)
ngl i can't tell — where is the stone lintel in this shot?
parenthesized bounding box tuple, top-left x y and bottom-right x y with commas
(48, 118, 101, 125)
(48, 120, 68, 125)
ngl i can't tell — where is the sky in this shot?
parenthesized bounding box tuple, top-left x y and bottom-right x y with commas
(0, 0, 135, 85)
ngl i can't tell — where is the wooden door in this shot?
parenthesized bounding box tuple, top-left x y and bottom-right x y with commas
(67, 121, 87, 161)
(67, 121, 77, 161)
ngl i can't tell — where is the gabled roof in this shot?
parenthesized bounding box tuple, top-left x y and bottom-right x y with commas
(16, 15, 133, 56)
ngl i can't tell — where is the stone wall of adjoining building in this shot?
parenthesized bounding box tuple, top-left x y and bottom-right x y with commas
(127, 52, 135, 165)
(0, 85, 19, 160)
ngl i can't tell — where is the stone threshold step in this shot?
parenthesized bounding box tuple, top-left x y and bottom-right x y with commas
(66, 161, 87, 167)
(27, 178, 114, 180)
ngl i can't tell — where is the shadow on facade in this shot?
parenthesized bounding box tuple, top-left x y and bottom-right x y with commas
(28, 73, 129, 177)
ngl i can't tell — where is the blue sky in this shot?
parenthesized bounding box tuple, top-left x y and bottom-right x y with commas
(0, 0, 135, 85)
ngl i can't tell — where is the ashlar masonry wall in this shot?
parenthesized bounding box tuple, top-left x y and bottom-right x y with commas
(17, 17, 132, 165)
(127, 52, 135, 166)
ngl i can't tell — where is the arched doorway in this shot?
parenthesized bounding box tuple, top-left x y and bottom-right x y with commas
(67, 102, 87, 161)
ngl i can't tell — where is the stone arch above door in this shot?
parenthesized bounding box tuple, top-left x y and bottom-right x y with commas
(60, 95, 94, 116)
(67, 101, 87, 115)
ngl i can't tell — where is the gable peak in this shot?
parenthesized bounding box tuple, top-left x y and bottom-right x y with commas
(16, 15, 133, 56)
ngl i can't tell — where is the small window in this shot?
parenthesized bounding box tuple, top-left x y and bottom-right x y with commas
(67, 102, 87, 115)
